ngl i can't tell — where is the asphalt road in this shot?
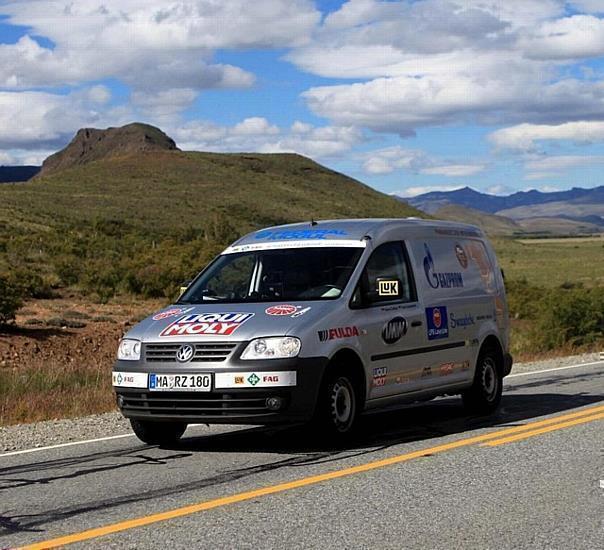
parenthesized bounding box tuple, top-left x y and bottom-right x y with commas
(1, 361, 603, 550)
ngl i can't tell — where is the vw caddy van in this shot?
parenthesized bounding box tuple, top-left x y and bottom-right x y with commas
(113, 219, 512, 444)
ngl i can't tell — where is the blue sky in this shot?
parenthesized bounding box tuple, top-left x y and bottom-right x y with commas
(2, 1, 604, 196)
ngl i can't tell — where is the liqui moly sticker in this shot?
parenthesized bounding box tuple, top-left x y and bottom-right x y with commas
(160, 312, 254, 337)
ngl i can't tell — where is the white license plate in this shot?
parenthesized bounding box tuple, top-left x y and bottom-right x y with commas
(149, 373, 212, 392)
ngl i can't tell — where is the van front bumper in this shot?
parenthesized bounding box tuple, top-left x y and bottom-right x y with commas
(113, 356, 329, 425)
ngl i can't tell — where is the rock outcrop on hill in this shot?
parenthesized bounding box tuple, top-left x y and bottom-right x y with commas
(39, 123, 179, 176)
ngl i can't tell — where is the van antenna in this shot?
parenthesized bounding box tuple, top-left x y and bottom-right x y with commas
(310, 218, 318, 226)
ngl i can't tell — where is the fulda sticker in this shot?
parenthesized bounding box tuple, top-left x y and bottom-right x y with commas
(381, 317, 407, 345)
(160, 312, 254, 337)
(318, 326, 360, 342)
(266, 304, 298, 316)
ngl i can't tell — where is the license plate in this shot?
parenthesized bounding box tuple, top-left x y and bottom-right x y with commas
(149, 373, 212, 392)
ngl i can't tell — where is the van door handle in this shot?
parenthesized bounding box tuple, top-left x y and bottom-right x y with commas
(411, 320, 423, 327)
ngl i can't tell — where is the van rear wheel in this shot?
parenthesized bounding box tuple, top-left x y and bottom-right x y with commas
(130, 419, 187, 446)
(462, 349, 502, 414)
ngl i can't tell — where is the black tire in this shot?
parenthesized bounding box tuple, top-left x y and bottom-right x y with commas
(130, 419, 187, 446)
(462, 348, 503, 414)
(314, 366, 362, 440)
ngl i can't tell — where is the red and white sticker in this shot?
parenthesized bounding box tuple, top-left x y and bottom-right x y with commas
(265, 304, 298, 316)
(153, 308, 190, 321)
(160, 312, 254, 337)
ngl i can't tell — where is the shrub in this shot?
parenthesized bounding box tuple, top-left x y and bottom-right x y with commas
(534, 287, 604, 350)
(0, 275, 24, 324)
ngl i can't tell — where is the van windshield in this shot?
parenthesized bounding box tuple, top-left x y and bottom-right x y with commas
(179, 247, 364, 303)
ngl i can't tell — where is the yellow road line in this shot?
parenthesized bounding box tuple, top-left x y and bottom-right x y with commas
(483, 411, 604, 447)
(19, 403, 604, 550)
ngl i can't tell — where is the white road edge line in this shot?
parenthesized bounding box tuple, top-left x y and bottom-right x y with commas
(507, 360, 603, 378)
(1, 361, 601, 459)
(0, 433, 135, 458)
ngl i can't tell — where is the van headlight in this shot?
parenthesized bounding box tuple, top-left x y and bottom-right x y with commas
(118, 339, 142, 361)
(241, 337, 301, 360)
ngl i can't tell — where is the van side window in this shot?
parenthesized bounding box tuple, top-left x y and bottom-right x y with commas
(354, 242, 416, 307)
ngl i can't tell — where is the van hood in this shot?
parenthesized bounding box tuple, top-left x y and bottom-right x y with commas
(125, 302, 335, 343)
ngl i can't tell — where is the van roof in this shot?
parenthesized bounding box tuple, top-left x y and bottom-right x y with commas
(233, 218, 484, 247)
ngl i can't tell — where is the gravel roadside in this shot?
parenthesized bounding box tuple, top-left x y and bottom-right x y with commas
(1, 352, 601, 454)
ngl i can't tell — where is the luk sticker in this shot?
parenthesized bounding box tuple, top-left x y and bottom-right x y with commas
(318, 326, 359, 342)
(378, 279, 399, 296)
(152, 307, 192, 321)
(160, 312, 254, 337)
(382, 317, 407, 345)
(425, 306, 449, 340)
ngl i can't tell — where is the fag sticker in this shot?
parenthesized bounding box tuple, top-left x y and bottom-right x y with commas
(160, 312, 254, 337)
(378, 279, 399, 296)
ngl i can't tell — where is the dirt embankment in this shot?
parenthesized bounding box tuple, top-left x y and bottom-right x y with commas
(0, 296, 163, 425)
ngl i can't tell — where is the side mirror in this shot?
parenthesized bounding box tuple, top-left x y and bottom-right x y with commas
(178, 280, 191, 298)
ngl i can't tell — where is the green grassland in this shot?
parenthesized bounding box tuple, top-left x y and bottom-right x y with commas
(494, 237, 604, 288)
(0, 151, 421, 299)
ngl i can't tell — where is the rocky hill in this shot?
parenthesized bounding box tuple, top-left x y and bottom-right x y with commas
(39, 123, 179, 176)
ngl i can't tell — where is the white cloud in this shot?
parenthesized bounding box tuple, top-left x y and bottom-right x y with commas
(360, 145, 485, 177)
(289, 1, 604, 135)
(525, 154, 604, 171)
(171, 119, 362, 159)
(489, 120, 604, 150)
(520, 15, 604, 60)
(420, 164, 485, 176)
(0, 0, 317, 111)
(0, 89, 130, 149)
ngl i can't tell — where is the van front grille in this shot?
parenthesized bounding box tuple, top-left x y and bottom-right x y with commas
(144, 343, 237, 363)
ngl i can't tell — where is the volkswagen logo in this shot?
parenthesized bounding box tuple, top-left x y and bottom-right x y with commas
(176, 344, 195, 363)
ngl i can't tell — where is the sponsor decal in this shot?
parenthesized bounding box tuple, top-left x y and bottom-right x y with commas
(395, 376, 410, 385)
(266, 304, 298, 316)
(215, 371, 297, 388)
(254, 229, 348, 241)
(152, 307, 191, 321)
(423, 243, 464, 289)
(378, 279, 399, 296)
(112, 371, 148, 388)
(440, 362, 455, 376)
(461, 360, 470, 371)
(425, 306, 449, 340)
(450, 312, 475, 329)
(160, 312, 254, 337)
(265, 304, 312, 317)
(455, 244, 468, 269)
(421, 366, 432, 378)
(381, 317, 408, 345)
(318, 326, 360, 342)
(223, 240, 366, 254)
(372, 367, 388, 387)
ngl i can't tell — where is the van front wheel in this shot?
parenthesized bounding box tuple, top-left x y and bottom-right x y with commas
(462, 349, 502, 414)
(130, 419, 187, 446)
(314, 367, 360, 439)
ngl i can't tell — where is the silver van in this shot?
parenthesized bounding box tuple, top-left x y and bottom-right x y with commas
(113, 219, 512, 444)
